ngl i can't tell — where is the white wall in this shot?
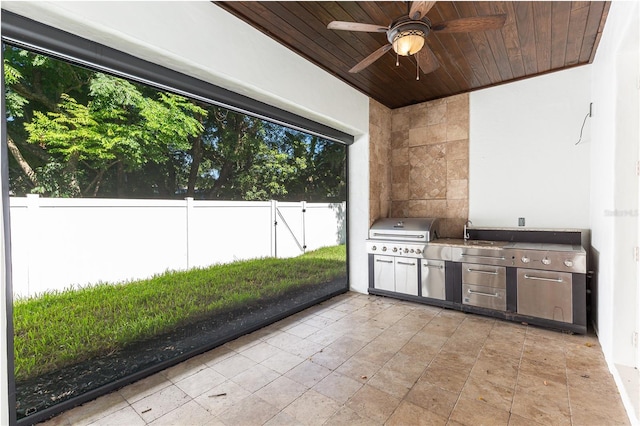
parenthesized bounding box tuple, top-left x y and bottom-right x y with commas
(591, 0, 639, 364)
(590, 1, 640, 423)
(0, 1, 372, 420)
(469, 66, 591, 229)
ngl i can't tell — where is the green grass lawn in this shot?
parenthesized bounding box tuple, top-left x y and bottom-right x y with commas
(13, 245, 346, 381)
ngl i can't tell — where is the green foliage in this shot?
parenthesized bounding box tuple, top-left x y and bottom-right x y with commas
(139, 92, 206, 148)
(239, 144, 300, 200)
(31, 162, 83, 197)
(3, 60, 28, 119)
(17, 72, 208, 196)
(13, 245, 346, 381)
(26, 94, 111, 162)
(4, 45, 346, 201)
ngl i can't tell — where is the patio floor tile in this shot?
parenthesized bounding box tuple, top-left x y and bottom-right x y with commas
(36, 292, 630, 426)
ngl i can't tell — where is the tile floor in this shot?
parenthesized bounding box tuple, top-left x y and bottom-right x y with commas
(41, 292, 630, 426)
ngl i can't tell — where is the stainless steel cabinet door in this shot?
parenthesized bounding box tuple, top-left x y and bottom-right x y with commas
(373, 255, 395, 292)
(517, 269, 572, 323)
(394, 257, 419, 296)
(421, 259, 446, 300)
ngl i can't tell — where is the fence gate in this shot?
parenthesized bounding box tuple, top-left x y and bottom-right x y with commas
(271, 201, 307, 258)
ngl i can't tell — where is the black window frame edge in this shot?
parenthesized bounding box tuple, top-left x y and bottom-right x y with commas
(0, 10, 355, 146)
(1, 39, 18, 426)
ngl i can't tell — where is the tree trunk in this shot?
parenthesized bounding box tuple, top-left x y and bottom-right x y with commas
(83, 161, 117, 197)
(186, 135, 203, 198)
(7, 135, 38, 188)
(116, 161, 126, 198)
(209, 162, 233, 198)
(166, 159, 177, 198)
(65, 151, 81, 196)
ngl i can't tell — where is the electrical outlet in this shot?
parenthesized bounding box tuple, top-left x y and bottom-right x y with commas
(633, 332, 638, 348)
(635, 247, 640, 262)
(518, 217, 525, 227)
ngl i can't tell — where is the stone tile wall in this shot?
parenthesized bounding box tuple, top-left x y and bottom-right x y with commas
(367, 94, 469, 237)
(389, 94, 469, 238)
(368, 99, 392, 227)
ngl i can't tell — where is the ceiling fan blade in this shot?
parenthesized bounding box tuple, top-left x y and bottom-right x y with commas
(409, 1, 437, 20)
(349, 44, 393, 73)
(417, 44, 440, 75)
(327, 21, 388, 33)
(431, 14, 507, 33)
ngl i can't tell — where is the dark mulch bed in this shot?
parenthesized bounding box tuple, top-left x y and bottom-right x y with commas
(15, 278, 347, 424)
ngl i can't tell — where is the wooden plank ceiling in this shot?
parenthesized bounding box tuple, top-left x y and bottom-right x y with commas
(216, 1, 610, 109)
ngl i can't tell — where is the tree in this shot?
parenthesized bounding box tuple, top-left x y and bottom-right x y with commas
(22, 75, 206, 197)
(4, 46, 92, 194)
(4, 45, 346, 202)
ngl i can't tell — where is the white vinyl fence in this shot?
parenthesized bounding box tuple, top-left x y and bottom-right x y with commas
(9, 195, 346, 298)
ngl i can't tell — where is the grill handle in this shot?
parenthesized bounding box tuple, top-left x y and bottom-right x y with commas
(372, 232, 425, 239)
(523, 274, 563, 283)
(397, 261, 416, 266)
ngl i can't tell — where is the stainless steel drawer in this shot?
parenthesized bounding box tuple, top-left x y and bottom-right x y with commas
(517, 269, 572, 323)
(452, 247, 512, 266)
(421, 259, 445, 300)
(462, 263, 506, 288)
(463, 284, 506, 311)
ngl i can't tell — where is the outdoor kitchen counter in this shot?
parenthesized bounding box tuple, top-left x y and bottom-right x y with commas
(369, 228, 588, 334)
(429, 238, 509, 250)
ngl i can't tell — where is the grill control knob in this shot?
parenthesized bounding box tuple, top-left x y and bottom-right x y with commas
(542, 257, 551, 265)
(410, 249, 415, 253)
(382, 246, 387, 252)
(371, 246, 377, 251)
(393, 247, 398, 253)
(521, 256, 530, 263)
(416, 249, 422, 254)
(404, 248, 409, 253)
(564, 259, 573, 267)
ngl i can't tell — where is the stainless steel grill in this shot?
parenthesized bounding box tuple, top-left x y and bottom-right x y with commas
(366, 218, 440, 258)
(367, 218, 445, 300)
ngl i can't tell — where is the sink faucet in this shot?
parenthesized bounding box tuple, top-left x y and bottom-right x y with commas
(464, 220, 472, 240)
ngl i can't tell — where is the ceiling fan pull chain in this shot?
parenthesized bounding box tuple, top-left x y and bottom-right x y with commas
(396, 51, 399, 67)
(416, 54, 420, 80)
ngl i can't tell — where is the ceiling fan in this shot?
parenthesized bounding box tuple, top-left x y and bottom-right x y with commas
(327, 1, 506, 79)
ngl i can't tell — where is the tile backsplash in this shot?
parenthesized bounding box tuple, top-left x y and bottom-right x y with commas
(369, 94, 469, 238)
(369, 99, 391, 227)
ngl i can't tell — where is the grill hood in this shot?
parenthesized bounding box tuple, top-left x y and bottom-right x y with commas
(368, 218, 440, 242)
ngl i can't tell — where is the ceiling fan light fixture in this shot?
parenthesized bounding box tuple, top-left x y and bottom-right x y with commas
(387, 19, 431, 57)
(392, 30, 425, 56)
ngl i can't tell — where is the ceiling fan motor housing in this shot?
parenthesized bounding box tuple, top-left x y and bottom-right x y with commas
(387, 18, 431, 56)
